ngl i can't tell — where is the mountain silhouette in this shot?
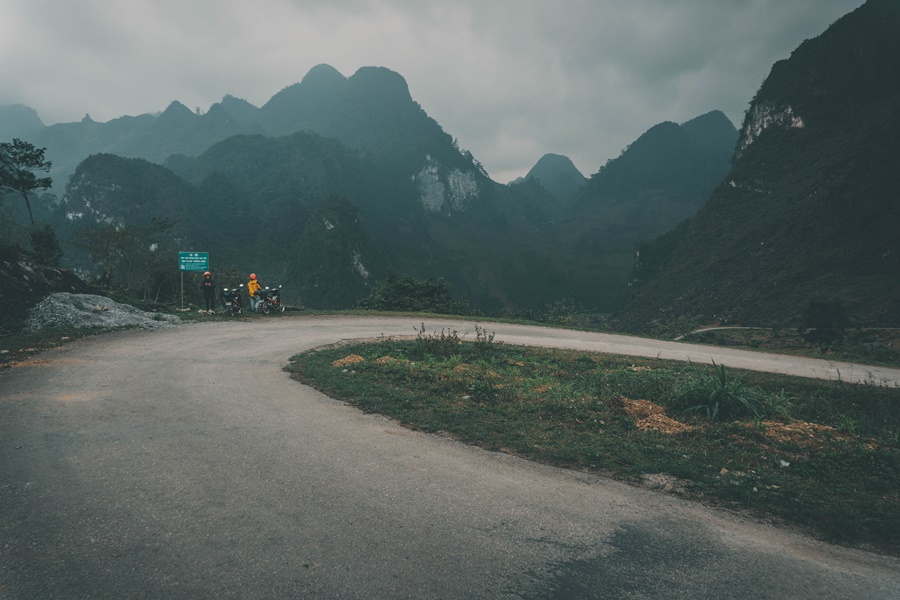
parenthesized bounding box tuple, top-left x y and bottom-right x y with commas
(0, 104, 44, 139)
(518, 153, 586, 202)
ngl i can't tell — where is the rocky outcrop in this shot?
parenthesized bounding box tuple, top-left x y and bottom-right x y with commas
(0, 244, 96, 333)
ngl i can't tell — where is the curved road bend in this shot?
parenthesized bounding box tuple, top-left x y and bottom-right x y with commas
(2, 316, 898, 599)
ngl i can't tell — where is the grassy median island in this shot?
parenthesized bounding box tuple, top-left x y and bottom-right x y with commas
(286, 325, 900, 555)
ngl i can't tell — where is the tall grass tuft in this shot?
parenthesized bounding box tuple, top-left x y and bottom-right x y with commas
(412, 323, 464, 359)
(666, 362, 792, 422)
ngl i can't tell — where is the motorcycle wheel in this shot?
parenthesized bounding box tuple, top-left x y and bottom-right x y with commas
(228, 305, 236, 317)
(278, 303, 285, 313)
(262, 302, 270, 315)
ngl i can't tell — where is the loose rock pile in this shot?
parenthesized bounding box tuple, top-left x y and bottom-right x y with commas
(25, 293, 181, 332)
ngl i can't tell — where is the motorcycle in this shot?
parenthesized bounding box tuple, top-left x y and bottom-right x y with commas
(255, 285, 285, 315)
(221, 284, 244, 317)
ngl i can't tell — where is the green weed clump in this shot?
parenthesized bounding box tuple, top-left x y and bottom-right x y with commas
(411, 322, 498, 361)
(666, 363, 793, 422)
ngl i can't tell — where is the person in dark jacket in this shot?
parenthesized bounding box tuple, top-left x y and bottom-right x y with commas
(199, 271, 216, 314)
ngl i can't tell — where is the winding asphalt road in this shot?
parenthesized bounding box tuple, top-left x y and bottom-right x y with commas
(2, 316, 898, 599)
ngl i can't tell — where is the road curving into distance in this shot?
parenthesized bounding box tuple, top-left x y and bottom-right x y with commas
(2, 315, 899, 599)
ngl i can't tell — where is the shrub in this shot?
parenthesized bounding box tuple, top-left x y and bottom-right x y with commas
(545, 298, 582, 326)
(30, 224, 63, 266)
(412, 323, 464, 359)
(799, 300, 850, 345)
(357, 272, 468, 314)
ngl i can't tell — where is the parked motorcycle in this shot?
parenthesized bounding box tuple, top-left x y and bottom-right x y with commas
(255, 285, 285, 315)
(268, 285, 286, 313)
(221, 284, 244, 317)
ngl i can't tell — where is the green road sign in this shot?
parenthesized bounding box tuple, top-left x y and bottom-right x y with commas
(179, 252, 209, 272)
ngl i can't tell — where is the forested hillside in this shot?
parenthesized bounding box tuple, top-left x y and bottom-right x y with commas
(615, 0, 900, 331)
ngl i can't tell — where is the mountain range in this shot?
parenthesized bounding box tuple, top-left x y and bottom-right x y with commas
(2, 60, 737, 313)
(2, 64, 479, 197)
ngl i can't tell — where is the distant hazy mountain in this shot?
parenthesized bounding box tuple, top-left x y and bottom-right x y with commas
(217, 94, 263, 128)
(517, 153, 586, 201)
(0, 104, 44, 139)
(2, 65, 487, 222)
(258, 64, 488, 212)
(615, 0, 900, 330)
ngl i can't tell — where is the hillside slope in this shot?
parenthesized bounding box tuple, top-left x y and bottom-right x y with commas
(615, 0, 900, 331)
(0, 243, 95, 332)
(550, 110, 737, 309)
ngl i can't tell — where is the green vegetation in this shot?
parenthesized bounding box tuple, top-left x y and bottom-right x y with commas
(357, 272, 468, 314)
(29, 223, 63, 266)
(681, 327, 900, 369)
(75, 219, 180, 300)
(0, 138, 52, 228)
(287, 328, 900, 555)
(1, 138, 65, 266)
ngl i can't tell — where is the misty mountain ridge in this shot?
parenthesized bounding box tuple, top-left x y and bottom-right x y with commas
(616, 0, 900, 330)
(2, 65, 483, 206)
(511, 153, 587, 203)
(0, 104, 44, 139)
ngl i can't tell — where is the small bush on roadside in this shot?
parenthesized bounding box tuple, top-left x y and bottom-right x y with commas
(546, 298, 582, 326)
(799, 300, 850, 346)
(412, 323, 464, 359)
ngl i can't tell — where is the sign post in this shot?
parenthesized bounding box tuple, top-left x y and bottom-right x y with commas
(178, 252, 209, 309)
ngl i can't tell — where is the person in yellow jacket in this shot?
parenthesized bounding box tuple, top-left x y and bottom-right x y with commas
(247, 273, 262, 311)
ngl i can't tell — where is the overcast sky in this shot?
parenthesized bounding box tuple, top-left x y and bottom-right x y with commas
(1, 0, 865, 183)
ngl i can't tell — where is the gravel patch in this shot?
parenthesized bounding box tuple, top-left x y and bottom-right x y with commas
(25, 293, 182, 332)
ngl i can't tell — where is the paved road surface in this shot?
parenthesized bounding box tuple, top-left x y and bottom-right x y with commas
(2, 316, 898, 599)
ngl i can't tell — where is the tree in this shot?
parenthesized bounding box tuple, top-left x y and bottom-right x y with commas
(0, 138, 53, 229)
(30, 223, 63, 266)
(75, 219, 179, 300)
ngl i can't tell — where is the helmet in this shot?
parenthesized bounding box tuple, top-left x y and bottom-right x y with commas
(203, 271, 211, 276)
(249, 273, 257, 280)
